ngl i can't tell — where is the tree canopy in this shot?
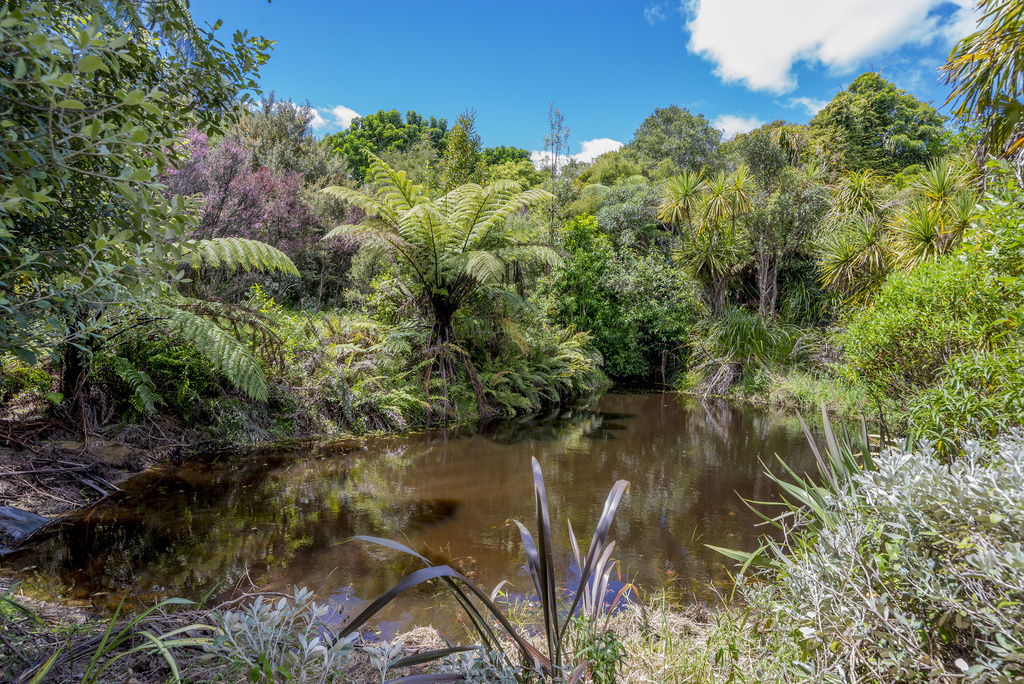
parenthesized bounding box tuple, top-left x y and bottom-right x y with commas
(809, 72, 948, 175)
(0, 1, 271, 365)
(323, 109, 448, 185)
(624, 105, 723, 174)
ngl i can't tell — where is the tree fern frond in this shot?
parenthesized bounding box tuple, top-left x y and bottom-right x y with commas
(364, 153, 428, 213)
(459, 250, 505, 283)
(325, 221, 416, 252)
(151, 304, 269, 402)
(322, 184, 395, 222)
(182, 238, 299, 276)
(108, 355, 163, 416)
(496, 245, 563, 268)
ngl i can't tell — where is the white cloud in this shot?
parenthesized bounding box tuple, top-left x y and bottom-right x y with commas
(787, 96, 828, 116)
(714, 114, 764, 138)
(309, 108, 328, 129)
(645, 3, 667, 25)
(530, 138, 624, 169)
(685, 0, 981, 93)
(312, 104, 361, 131)
(577, 138, 623, 161)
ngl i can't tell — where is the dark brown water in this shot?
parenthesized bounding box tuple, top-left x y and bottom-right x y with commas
(1, 394, 817, 637)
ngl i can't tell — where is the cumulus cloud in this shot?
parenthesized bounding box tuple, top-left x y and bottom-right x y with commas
(685, 0, 981, 93)
(312, 104, 361, 131)
(309, 108, 328, 129)
(714, 114, 764, 138)
(787, 96, 829, 116)
(530, 138, 624, 168)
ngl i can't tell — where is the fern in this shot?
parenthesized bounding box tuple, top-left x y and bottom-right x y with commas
(108, 355, 163, 416)
(151, 304, 270, 402)
(181, 238, 300, 277)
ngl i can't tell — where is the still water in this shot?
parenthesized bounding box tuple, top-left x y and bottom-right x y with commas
(3, 394, 817, 636)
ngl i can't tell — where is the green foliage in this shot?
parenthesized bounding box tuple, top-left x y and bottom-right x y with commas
(108, 355, 163, 417)
(568, 618, 625, 684)
(323, 155, 557, 418)
(839, 256, 1002, 401)
(546, 215, 702, 382)
(20, 597, 208, 684)
(594, 177, 665, 247)
(580, 150, 642, 186)
(683, 308, 800, 398)
(440, 110, 485, 191)
(323, 109, 448, 185)
(809, 72, 948, 175)
(483, 145, 531, 166)
(0, 357, 51, 403)
(487, 159, 545, 189)
(184, 238, 301, 277)
(907, 347, 1024, 455)
(231, 93, 348, 184)
(625, 104, 723, 174)
(0, 1, 270, 366)
(150, 303, 272, 402)
(943, 0, 1024, 157)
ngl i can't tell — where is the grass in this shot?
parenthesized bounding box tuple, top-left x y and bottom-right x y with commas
(729, 366, 892, 420)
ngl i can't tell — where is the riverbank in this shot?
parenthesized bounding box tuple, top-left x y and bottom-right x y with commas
(1, 575, 781, 684)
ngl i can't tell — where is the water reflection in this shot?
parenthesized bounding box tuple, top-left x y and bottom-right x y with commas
(1, 394, 816, 636)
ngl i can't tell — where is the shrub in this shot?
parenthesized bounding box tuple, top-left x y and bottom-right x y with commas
(907, 346, 1024, 456)
(838, 257, 1001, 400)
(743, 432, 1024, 681)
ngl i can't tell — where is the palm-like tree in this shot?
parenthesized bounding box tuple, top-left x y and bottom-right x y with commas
(890, 158, 979, 268)
(657, 170, 703, 235)
(323, 155, 556, 417)
(943, 0, 1024, 158)
(660, 169, 752, 313)
(829, 169, 885, 222)
(818, 214, 890, 303)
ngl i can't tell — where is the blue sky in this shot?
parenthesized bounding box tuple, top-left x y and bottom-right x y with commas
(190, 0, 978, 162)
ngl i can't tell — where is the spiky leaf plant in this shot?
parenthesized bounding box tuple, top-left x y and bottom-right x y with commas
(336, 457, 630, 683)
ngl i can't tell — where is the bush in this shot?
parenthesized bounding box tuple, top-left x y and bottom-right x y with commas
(907, 346, 1024, 456)
(838, 257, 1001, 400)
(545, 215, 702, 384)
(747, 434, 1024, 681)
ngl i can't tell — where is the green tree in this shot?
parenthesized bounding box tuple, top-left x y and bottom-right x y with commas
(0, 1, 270, 368)
(323, 155, 556, 418)
(487, 159, 544, 189)
(809, 72, 948, 175)
(546, 215, 701, 382)
(324, 109, 448, 184)
(580, 150, 642, 186)
(625, 105, 723, 174)
(231, 92, 348, 185)
(440, 110, 484, 192)
(740, 131, 828, 316)
(483, 145, 531, 166)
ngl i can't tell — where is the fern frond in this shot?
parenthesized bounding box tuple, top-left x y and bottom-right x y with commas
(151, 304, 269, 402)
(495, 245, 562, 268)
(108, 355, 163, 416)
(458, 250, 505, 283)
(325, 221, 415, 251)
(182, 238, 299, 277)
